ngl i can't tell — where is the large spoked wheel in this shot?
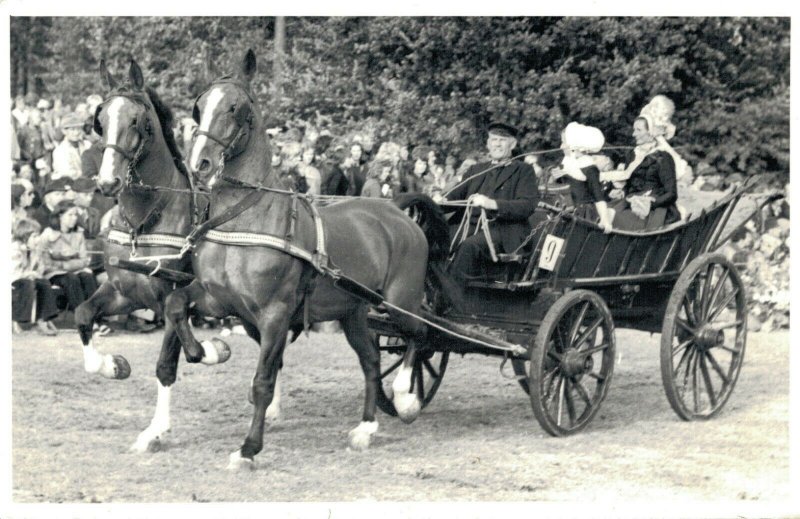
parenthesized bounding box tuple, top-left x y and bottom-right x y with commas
(373, 334, 449, 417)
(660, 253, 747, 420)
(528, 290, 616, 436)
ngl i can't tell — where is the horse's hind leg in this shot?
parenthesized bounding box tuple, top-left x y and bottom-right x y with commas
(75, 281, 138, 379)
(130, 323, 182, 453)
(340, 306, 381, 450)
(165, 281, 231, 366)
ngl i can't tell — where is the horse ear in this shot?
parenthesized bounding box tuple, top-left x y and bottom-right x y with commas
(129, 59, 145, 90)
(240, 49, 256, 83)
(100, 59, 117, 90)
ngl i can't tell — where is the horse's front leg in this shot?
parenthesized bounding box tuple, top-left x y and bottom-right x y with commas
(228, 302, 291, 471)
(165, 281, 231, 366)
(130, 321, 182, 453)
(74, 281, 136, 379)
(390, 337, 422, 424)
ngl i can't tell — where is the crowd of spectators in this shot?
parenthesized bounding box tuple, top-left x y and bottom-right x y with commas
(12, 90, 503, 336)
(10, 92, 147, 335)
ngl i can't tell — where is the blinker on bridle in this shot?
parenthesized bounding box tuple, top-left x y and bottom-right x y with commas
(93, 91, 154, 188)
(191, 76, 255, 165)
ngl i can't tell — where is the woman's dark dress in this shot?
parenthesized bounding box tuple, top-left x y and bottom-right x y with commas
(564, 165, 607, 221)
(612, 150, 679, 231)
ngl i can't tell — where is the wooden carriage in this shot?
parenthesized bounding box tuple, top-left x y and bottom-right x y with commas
(369, 181, 775, 436)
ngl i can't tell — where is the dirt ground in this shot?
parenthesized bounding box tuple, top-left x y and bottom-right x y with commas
(8, 323, 793, 507)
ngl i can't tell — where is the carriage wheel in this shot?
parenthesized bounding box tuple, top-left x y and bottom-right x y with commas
(373, 334, 449, 417)
(660, 253, 746, 420)
(528, 290, 616, 436)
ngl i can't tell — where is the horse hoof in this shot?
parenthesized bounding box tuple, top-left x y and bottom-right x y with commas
(111, 355, 131, 380)
(200, 338, 232, 366)
(226, 451, 255, 471)
(130, 436, 162, 454)
(393, 393, 421, 424)
(347, 421, 378, 451)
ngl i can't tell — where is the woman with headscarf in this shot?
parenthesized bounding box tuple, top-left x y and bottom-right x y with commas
(601, 114, 680, 230)
(551, 122, 615, 232)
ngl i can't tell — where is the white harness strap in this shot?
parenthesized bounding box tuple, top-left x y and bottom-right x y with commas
(203, 229, 316, 264)
(107, 229, 186, 249)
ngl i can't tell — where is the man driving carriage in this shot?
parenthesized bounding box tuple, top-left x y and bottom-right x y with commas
(445, 121, 539, 285)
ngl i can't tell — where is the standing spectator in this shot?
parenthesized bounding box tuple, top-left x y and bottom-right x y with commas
(298, 143, 322, 195)
(11, 95, 29, 128)
(320, 145, 350, 196)
(36, 200, 99, 314)
(52, 112, 91, 181)
(343, 143, 367, 196)
(361, 160, 396, 199)
(404, 146, 432, 194)
(395, 142, 412, 192)
(12, 218, 59, 336)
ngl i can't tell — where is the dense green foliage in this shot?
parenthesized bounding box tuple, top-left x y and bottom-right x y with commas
(10, 16, 789, 176)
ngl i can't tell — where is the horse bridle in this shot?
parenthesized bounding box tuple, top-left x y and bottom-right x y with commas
(93, 90, 154, 188)
(191, 76, 255, 167)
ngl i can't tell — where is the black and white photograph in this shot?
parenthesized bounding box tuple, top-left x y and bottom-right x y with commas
(2, 3, 796, 517)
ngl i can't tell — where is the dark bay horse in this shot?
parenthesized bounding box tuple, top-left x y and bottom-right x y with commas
(166, 50, 448, 469)
(82, 59, 217, 453)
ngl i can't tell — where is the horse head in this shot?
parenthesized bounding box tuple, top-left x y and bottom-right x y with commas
(94, 59, 157, 197)
(189, 49, 258, 189)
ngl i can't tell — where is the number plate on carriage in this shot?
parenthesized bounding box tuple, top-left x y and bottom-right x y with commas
(538, 234, 565, 271)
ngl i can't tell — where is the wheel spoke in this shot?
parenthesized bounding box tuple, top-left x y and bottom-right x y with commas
(692, 348, 701, 412)
(675, 317, 696, 335)
(706, 288, 740, 323)
(705, 266, 730, 321)
(547, 349, 563, 363)
(681, 296, 697, 327)
(672, 338, 694, 359)
(704, 350, 731, 386)
(556, 376, 566, 427)
(587, 371, 606, 382)
(680, 346, 696, 388)
(542, 367, 559, 402)
(572, 316, 604, 350)
(572, 378, 592, 406)
(380, 357, 404, 379)
(674, 342, 694, 379)
(567, 302, 590, 347)
(422, 358, 439, 379)
(716, 344, 743, 355)
(582, 342, 612, 356)
(563, 378, 577, 426)
(699, 263, 715, 319)
(699, 353, 718, 408)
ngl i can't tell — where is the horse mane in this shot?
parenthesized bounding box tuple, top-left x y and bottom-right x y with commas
(144, 86, 190, 178)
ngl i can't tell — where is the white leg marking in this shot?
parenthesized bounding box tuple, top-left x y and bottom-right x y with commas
(200, 340, 220, 365)
(189, 87, 225, 169)
(131, 382, 172, 453)
(392, 365, 421, 423)
(227, 450, 255, 471)
(265, 371, 281, 421)
(348, 420, 379, 451)
(97, 97, 125, 183)
(82, 341, 104, 374)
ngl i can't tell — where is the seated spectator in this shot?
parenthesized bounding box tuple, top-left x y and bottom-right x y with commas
(51, 112, 91, 181)
(342, 143, 367, 196)
(361, 160, 396, 199)
(30, 177, 76, 230)
(12, 219, 59, 336)
(72, 177, 104, 272)
(35, 200, 99, 315)
(11, 180, 38, 229)
(424, 163, 449, 202)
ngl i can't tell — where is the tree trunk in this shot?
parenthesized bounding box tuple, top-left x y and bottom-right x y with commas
(273, 16, 286, 94)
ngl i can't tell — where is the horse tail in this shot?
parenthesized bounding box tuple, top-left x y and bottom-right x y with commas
(393, 193, 463, 312)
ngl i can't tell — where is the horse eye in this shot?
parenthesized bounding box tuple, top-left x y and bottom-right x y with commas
(130, 118, 138, 127)
(229, 104, 237, 113)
